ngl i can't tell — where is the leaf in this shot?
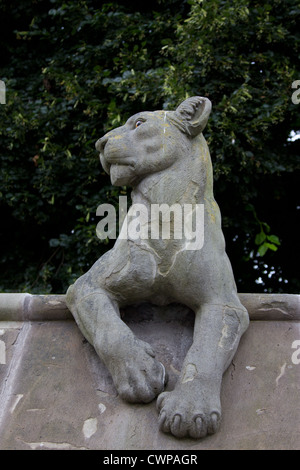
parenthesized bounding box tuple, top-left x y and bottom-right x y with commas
(262, 222, 270, 233)
(267, 234, 280, 245)
(48, 194, 55, 205)
(265, 242, 278, 252)
(49, 238, 60, 247)
(257, 241, 278, 256)
(255, 231, 266, 245)
(257, 243, 269, 256)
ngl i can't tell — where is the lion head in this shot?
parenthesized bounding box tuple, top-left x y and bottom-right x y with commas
(96, 97, 212, 187)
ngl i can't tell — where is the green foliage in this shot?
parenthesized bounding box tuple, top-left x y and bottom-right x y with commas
(250, 205, 281, 256)
(0, 0, 299, 294)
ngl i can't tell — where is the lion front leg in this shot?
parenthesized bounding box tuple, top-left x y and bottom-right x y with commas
(66, 285, 166, 404)
(157, 302, 249, 438)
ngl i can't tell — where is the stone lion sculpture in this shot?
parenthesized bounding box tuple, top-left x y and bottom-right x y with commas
(66, 96, 249, 439)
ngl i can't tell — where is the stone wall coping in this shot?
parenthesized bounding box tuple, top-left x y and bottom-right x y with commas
(0, 293, 299, 322)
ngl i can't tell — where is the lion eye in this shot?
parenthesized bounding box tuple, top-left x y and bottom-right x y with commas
(135, 120, 144, 128)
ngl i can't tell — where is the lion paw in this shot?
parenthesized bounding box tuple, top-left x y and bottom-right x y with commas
(108, 337, 167, 404)
(157, 386, 221, 439)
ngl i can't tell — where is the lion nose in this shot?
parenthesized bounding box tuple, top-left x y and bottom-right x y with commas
(95, 136, 108, 153)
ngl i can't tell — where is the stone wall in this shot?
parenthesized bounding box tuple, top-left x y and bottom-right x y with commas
(0, 294, 299, 450)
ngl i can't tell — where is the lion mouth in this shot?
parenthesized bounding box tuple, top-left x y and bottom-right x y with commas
(99, 154, 110, 174)
(99, 152, 137, 186)
(109, 163, 137, 186)
(100, 153, 135, 175)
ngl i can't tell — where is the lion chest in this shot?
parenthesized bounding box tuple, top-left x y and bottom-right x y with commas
(102, 237, 186, 297)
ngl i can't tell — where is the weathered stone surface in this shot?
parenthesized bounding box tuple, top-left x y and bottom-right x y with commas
(65, 96, 251, 439)
(0, 294, 72, 321)
(0, 294, 29, 321)
(0, 316, 299, 450)
(0, 321, 100, 450)
(239, 293, 300, 321)
(1, 293, 299, 321)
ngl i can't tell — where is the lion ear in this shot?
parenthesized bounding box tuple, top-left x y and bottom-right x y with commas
(174, 96, 212, 136)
